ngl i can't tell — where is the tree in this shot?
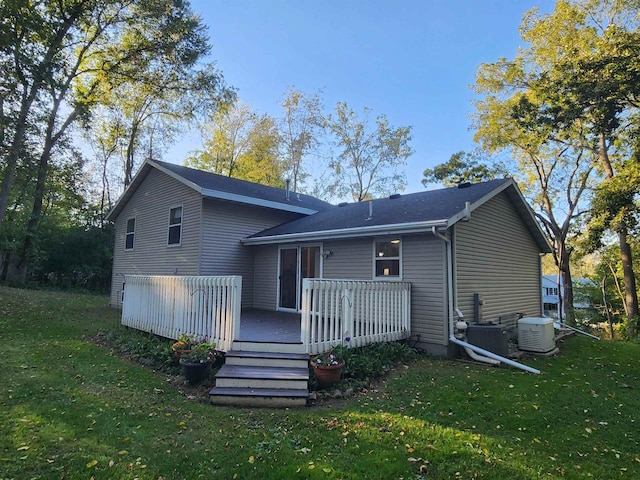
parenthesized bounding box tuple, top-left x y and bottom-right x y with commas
(422, 150, 506, 187)
(0, 0, 231, 285)
(280, 87, 324, 192)
(472, 0, 640, 326)
(515, 0, 640, 333)
(325, 102, 413, 201)
(186, 102, 285, 187)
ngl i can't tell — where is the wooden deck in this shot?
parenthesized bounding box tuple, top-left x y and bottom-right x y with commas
(238, 309, 301, 343)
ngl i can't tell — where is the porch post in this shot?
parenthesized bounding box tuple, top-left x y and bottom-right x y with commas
(301, 278, 311, 353)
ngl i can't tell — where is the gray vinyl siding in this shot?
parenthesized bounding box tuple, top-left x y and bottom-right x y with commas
(454, 192, 542, 327)
(402, 234, 448, 347)
(110, 169, 202, 307)
(252, 245, 279, 310)
(199, 198, 299, 307)
(322, 239, 372, 279)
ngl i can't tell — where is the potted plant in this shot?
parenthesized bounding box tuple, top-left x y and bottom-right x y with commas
(179, 342, 217, 385)
(171, 333, 195, 358)
(310, 345, 348, 389)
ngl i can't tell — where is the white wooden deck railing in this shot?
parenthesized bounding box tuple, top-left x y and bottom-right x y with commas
(301, 279, 411, 354)
(121, 275, 241, 352)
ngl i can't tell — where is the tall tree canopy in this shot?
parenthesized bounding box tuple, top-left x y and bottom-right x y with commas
(185, 102, 284, 187)
(0, 0, 231, 284)
(422, 150, 505, 187)
(473, 0, 640, 328)
(325, 102, 413, 202)
(280, 87, 324, 192)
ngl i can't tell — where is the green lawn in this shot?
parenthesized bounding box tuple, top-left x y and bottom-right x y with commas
(1, 286, 639, 479)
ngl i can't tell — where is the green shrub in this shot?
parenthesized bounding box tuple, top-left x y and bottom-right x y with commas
(341, 341, 416, 380)
(96, 326, 176, 371)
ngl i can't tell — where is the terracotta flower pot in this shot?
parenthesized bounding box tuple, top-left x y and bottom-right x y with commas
(311, 361, 345, 389)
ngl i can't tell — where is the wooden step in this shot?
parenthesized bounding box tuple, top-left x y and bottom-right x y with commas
(231, 341, 306, 354)
(225, 350, 310, 369)
(214, 364, 309, 390)
(209, 386, 308, 407)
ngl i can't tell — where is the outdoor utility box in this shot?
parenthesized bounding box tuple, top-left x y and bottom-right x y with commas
(518, 317, 555, 353)
(466, 323, 511, 357)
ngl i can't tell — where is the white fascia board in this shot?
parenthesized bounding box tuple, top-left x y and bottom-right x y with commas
(201, 189, 319, 215)
(105, 161, 154, 221)
(150, 160, 319, 215)
(242, 219, 449, 245)
(444, 178, 552, 253)
(150, 160, 204, 194)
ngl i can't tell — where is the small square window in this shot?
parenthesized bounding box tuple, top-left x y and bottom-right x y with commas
(125, 218, 135, 250)
(374, 239, 401, 278)
(168, 206, 182, 246)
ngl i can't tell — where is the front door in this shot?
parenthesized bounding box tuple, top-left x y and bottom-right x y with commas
(278, 245, 321, 311)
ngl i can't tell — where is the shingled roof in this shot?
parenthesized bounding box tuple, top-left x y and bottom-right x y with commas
(106, 159, 332, 221)
(244, 178, 552, 253)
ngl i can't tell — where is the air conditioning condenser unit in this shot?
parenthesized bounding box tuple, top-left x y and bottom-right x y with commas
(518, 317, 555, 353)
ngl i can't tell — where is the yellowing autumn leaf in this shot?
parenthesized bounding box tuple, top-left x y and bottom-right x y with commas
(86, 460, 98, 468)
(248, 455, 254, 464)
(322, 468, 331, 473)
(16, 446, 29, 451)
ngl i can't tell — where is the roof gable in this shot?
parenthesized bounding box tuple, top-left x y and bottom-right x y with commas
(106, 159, 332, 221)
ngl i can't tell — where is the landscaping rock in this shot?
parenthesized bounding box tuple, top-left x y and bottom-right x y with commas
(332, 389, 342, 399)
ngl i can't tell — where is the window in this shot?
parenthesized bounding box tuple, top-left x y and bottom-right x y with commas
(374, 239, 401, 278)
(125, 218, 135, 250)
(544, 287, 558, 296)
(168, 206, 182, 246)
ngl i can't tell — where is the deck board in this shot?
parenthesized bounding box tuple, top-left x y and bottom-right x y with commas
(238, 309, 301, 342)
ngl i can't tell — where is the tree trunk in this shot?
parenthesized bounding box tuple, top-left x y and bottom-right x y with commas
(558, 245, 575, 324)
(619, 230, 638, 336)
(599, 133, 639, 336)
(5, 141, 52, 285)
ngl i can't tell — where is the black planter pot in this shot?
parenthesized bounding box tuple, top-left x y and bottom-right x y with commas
(179, 360, 212, 385)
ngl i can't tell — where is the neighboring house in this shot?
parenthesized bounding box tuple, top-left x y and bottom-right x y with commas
(106, 159, 552, 357)
(542, 275, 561, 318)
(542, 274, 591, 319)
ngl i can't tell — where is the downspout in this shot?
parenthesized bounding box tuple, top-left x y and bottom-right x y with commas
(431, 226, 541, 374)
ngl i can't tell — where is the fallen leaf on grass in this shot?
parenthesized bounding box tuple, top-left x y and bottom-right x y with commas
(86, 460, 98, 468)
(16, 446, 29, 451)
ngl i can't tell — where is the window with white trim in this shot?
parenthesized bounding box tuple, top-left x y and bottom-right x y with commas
(374, 238, 401, 278)
(125, 218, 135, 250)
(168, 206, 182, 246)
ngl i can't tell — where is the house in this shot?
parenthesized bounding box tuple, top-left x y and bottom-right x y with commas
(542, 274, 591, 319)
(106, 159, 552, 358)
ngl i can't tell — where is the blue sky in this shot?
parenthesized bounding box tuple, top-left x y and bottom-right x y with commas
(168, 0, 557, 194)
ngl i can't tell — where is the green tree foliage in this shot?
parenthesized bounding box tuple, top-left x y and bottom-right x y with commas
(421, 150, 506, 187)
(0, 0, 231, 286)
(325, 102, 413, 202)
(473, 0, 640, 326)
(186, 102, 285, 187)
(280, 87, 325, 192)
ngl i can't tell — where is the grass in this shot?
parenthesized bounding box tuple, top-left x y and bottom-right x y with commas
(1, 285, 639, 479)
